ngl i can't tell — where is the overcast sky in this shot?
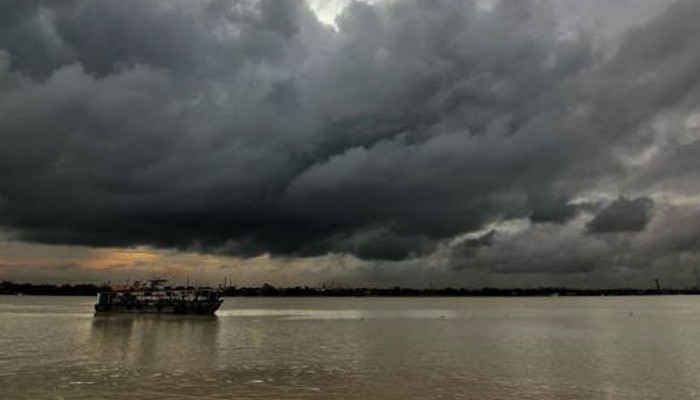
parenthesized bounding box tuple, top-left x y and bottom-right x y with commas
(1, 0, 700, 288)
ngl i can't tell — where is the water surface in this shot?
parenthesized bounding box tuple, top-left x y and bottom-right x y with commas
(2, 295, 700, 399)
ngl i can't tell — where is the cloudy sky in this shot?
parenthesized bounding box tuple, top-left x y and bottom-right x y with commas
(1, 0, 700, 288)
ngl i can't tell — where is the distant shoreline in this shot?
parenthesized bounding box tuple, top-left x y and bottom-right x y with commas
(1, 281, 699, 297)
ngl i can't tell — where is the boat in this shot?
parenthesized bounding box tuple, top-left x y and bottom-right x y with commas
(94, 277, 224, 315)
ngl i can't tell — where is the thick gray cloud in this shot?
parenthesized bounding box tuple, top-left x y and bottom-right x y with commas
(587, 196, 654, 233)
(2, 0, 700, 281)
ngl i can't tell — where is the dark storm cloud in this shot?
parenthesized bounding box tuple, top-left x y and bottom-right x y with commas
(447, 221, 610, 274)
(450, 230, 496, 260)
(587, 197, 654, 233)
(2, 0, 700, 274)
(528, 197, 580, 224)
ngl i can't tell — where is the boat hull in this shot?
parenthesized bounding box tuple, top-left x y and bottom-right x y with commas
(94, 299, 223, 315)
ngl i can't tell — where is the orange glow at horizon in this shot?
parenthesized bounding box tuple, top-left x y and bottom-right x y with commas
(78, 247, 163, 270)
(0, 240, 235, 274)
(0, 236, 362, 287)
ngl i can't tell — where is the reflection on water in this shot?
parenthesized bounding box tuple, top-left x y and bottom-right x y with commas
(90, 315, 220, 370)
(3, 296, 700, 399)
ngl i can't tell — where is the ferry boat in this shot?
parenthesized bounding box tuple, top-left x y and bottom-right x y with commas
(94, 278, 224, 315)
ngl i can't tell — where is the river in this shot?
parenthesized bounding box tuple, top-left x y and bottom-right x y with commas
(1, 295, 700, 399)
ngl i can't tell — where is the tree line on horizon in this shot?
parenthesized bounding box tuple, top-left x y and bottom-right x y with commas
(1, 280, 698, 297)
